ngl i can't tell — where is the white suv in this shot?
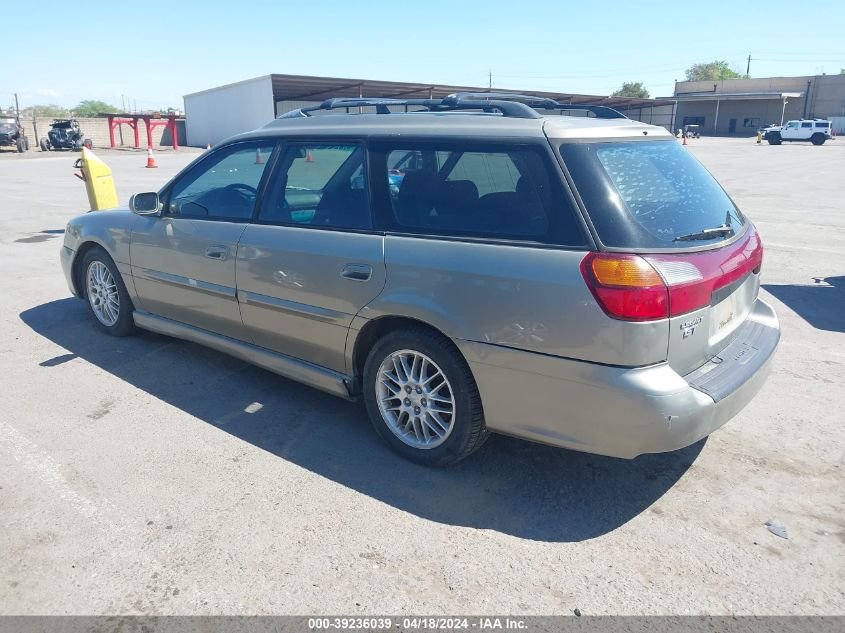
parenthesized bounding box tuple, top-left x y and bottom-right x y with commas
(763, 119, 832, 145)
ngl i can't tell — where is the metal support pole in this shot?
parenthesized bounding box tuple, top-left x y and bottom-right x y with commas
(802, 81, 811, 119)
(781, 98, 788, 126)
(714, 99, 720, 133)
(145, 116, 153, 149)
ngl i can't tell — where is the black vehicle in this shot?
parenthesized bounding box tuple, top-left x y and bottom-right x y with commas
(40, 119, 90, 151)
(683, 124, 701, 139)
(0, 118, 28, 152)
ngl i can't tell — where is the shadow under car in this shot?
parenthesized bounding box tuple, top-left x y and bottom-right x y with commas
(20, 297, 704, 542)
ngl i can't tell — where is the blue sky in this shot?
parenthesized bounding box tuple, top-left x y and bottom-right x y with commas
(3, 0, 844, 112)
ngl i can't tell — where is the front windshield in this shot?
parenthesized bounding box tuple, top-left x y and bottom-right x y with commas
(0, 122, 16, 132)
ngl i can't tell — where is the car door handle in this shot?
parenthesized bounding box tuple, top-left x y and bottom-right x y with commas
(340, 263, 372, 282)
(205, 245, 229, 260)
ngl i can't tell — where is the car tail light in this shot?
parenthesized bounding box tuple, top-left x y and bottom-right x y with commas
(580, 253, 669, 321)
(581, 225, 764, 322)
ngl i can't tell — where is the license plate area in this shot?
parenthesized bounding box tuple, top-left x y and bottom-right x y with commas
(709, 274, 757, 346)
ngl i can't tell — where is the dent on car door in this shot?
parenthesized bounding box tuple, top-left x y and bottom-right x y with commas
(236, 142, 386, 372)
(130, 141, 277, 340)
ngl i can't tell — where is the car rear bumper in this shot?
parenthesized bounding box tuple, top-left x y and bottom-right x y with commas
(457, 297, 779, 459)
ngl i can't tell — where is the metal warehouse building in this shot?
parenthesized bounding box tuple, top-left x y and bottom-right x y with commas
(672, 74, 845, 135)
(183, 73, 674, 147)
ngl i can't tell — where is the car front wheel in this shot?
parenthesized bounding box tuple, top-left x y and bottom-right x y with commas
(80, 247, 137, 337)
(363, 328, 488, 466)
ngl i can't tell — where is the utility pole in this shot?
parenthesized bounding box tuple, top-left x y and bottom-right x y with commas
(13, 92, 20, 121)
(746, 54, 751, 76)
(488, 71, 492, 90)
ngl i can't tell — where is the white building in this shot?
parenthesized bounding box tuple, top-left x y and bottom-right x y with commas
(183, 74, 675, 147)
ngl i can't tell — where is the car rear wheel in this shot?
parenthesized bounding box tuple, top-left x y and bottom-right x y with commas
(80, 247, 137, 337)
(39, 138, 50, 151)
(363, 327, 488, 466)
(811, 133, 826, 146)
(16, 138, 25, 153)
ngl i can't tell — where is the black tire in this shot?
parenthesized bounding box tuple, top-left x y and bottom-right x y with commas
(811, 134, 825, 146)
(16, 138, 24, 153)
(39, 138, 50, 151)
(363, 327, 488, 467)
(79, 247, 137, 337)
(767, 132, 782, 145)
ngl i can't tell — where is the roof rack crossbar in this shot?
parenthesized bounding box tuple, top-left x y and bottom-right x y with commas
(276, 93, 628, 120)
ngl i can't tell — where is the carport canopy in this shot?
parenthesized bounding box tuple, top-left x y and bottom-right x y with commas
(673, 91, 803, 102)
(268, 73, 672, 113)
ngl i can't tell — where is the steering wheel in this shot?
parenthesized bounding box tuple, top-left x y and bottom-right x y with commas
(223, 183, 257, 200)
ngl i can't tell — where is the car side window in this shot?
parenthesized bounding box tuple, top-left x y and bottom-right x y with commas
(259, 144, 371, 230)
(801, 122, 813, 128)
(376, 144, 586, 246)
(166, 142, 275, 221)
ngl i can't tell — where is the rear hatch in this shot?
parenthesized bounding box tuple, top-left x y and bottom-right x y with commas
(559, 138, 763, 375)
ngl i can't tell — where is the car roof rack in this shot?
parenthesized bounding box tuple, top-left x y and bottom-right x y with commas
(277, 92, 628, 120)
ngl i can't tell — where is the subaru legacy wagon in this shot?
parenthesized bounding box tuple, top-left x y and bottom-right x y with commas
(60, 94, 780, 466)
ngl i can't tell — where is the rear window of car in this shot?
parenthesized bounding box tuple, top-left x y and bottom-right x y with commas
(815, 121, 830, 128)
(801, 122, 813, 128)
(559, 140, 746, 249)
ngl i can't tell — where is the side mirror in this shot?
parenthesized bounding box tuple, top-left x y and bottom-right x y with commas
(129, 192, 161, 216)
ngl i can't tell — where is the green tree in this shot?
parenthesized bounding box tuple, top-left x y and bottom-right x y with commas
(611, 81, 650, 98)
(840, 68, 845, 74)
(28, 104, 69, 117)
(73, 100, 119, 117)
(685, 61, 744, 81)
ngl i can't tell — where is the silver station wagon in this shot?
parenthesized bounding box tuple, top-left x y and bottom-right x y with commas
(61, 93, 780, 466)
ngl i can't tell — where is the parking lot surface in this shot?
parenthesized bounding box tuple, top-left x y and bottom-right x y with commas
(1, 139, 843, 615)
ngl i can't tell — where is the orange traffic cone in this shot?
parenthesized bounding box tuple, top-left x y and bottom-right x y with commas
(255, 147, 264, 164)
(145, 147, 158, 168)
(305, 149, 314, 163)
